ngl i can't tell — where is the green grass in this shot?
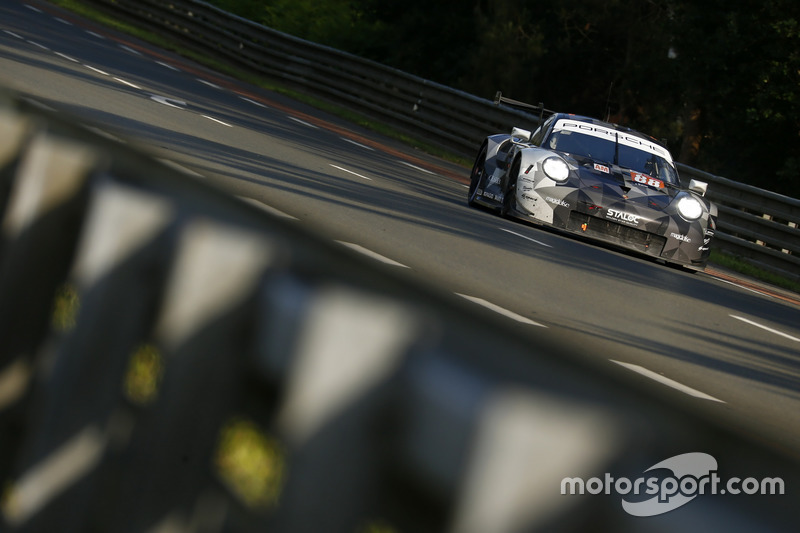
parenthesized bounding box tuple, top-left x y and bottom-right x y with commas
(709, 250, 800, 293)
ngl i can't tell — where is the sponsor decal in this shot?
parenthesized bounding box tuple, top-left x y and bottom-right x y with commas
(554, 120, 672, 162)
(606, 208, 641, 225)
(594, 163, 610, 173)
(546, 196, 570, 208)
(670, 232, 692, 243)
(632, 172, 665, 189)
(561, 452, 784, 517)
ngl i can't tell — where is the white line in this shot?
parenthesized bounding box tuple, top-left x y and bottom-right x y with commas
(336, 242, 408, 268)
(197, 78, 221, 89)
(399, 161, 435, 175)
(330, 164, 372, 181)
(288, 116, 318, 129)
(240, 96, 267, 108)
(456, 294, 547, 327)
(237, 197, 298, 220)
(55, 52, 79, 62)
(730, 315, 800, 343)
(119, 45, 141, 55)
(202, 115, 233, 127)
(610, 360, 726, 403)
(86, 31, 105, 39)
(156, 61, 179, 71)
(158, 159, 205, 178)
(341, 138, 375, 151)
(712, 277, 765, 297)
(84, 65, 109, 76)
(27, 40, 49, 51)
(499, 227, 553, 248)
(3, 30, 23, 39)
(113, 77, 140, 89)
(55, 18, 72, 26)
(24, 5, 42, 12)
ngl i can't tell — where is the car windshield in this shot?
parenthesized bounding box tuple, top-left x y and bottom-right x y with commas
(546, 120, 680, 185)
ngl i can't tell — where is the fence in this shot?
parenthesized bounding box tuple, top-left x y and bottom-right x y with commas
(0, 87, 798, 531)
(78, 0, 800, 282)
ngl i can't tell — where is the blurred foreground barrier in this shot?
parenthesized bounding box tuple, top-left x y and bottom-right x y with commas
(0, 89, 798, 532)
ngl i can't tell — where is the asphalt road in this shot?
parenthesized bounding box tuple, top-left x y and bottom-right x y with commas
(2, 0, 799, 463)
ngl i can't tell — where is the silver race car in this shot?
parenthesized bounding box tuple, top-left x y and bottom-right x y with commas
(468, 96, 717, 270)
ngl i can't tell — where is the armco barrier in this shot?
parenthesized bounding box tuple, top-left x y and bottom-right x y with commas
(77, 0, 800, 282)
(0, 90, 798, 531)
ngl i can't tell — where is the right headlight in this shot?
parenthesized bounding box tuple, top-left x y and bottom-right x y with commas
(677, 195, 704, 221)
(542, 156, 570, 182)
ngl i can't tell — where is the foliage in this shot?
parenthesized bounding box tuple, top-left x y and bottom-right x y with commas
(207, 0, 800, 198)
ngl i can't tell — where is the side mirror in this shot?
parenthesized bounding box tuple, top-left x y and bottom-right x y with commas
(511, 127, 532, 142)
(688, 179, 708, 197)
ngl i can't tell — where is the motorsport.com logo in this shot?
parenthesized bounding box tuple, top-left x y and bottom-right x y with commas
(560, 452, 784, 517)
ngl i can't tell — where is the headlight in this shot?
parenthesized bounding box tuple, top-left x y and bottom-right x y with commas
(542, 157, 569, 182)
(677, 196, 704, 220)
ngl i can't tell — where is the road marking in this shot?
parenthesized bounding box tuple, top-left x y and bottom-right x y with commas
(341, 137, 375, 151)
(336, 242, 408, 268)
(240, 96, 268, 108)
(288, 116, 318, 129)
(610, 360, 726, 403)
(27, 40, 49, 51)
(150, 95, 186, 108)
(330, 164, 372, 181)
(55, 52, 78, 62)
(456, 294, 547, 327)
(499, 227, 553, 248)
(202, 115, 232, 127)
(84, 65, 109, 76)
(197, 78, 221, 90)
(3, 30, 23, 39)
(86, 31, 105, 40)
(119, 45, 141, 55)
(237, 198, 298, 220)
(156, 60, 179, 71)
(730, 315, 800, 343)
(113, 77, 140, 89)
(55, 18, 72, 26)
(399, 161, 435, 175)
(24, 4, 42, 12)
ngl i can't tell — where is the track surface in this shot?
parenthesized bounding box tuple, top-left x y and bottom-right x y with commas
(2, 1, 800, 459)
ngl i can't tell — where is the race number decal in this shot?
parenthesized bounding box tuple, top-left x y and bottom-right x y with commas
(631, 172, 664, 189)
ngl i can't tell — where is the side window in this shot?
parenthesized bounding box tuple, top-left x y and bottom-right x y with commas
(531, 115, 555, 146)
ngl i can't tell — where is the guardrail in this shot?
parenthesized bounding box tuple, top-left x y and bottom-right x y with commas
(1, 88, 798, 531)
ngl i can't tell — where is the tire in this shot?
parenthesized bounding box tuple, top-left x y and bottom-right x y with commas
(467, 144, 488, 207)
(501, 157, 520, 218)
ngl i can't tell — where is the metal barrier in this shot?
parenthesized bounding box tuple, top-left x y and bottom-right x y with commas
(0, 88, 798, 531)
(75, 0, 800, 282)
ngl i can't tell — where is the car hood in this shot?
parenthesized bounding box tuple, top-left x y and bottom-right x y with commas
(569, 157, 676, 211)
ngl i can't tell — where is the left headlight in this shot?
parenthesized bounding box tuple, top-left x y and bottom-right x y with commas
(542, 157, 569, 182)
(677, 195, 704, 220)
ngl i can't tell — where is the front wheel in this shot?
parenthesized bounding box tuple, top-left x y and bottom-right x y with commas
(501, 158, 520, 218)
(467, 144, 488, 207)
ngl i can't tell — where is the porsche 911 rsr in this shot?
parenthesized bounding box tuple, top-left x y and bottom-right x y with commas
(467, 110, 717, 270)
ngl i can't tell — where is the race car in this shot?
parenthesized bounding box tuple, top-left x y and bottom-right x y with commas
(467, 97, 717, 270)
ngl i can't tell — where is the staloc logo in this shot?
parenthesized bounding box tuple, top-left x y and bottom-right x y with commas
(606, 208, 640, 225)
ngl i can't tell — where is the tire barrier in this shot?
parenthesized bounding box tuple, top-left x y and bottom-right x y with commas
(0, 91, 797, 532)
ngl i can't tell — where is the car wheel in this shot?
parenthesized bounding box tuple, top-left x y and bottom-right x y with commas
(467, 144, 488, 207)
(501, 158, 520, 217)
